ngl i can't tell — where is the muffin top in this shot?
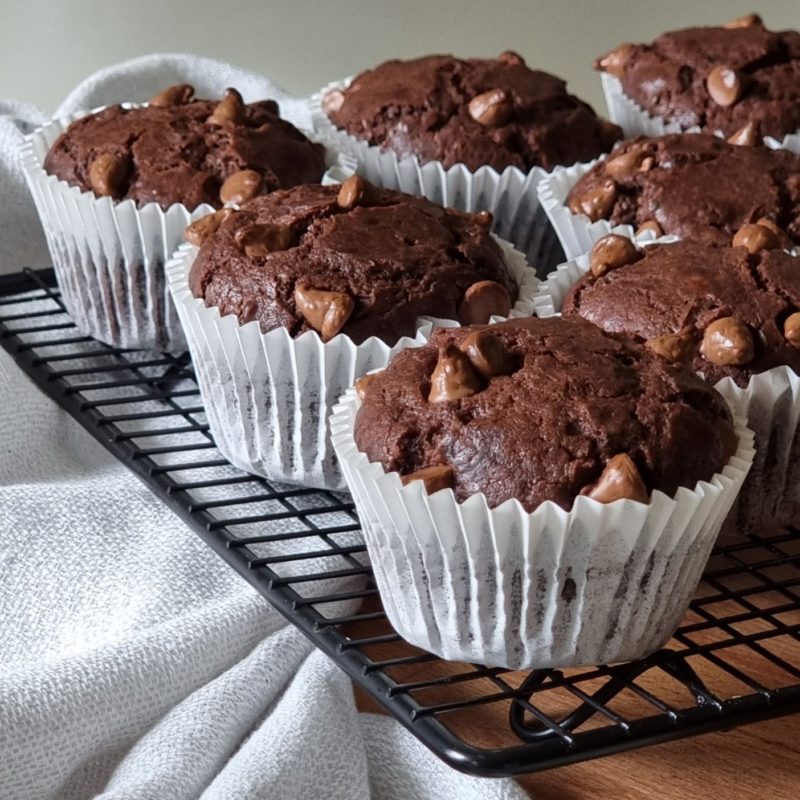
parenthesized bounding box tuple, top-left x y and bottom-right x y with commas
(566, 133, 800, 247)
(595, 15, 800, 141)
(322, 53, 621, 172)
(561, 237, 800, 387)
(187, 178, 517, 345)
(354, 316, 737, 512)
(44, 84, 326, 209)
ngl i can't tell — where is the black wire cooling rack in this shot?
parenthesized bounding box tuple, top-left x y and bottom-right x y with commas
(2, 267, 799, 777)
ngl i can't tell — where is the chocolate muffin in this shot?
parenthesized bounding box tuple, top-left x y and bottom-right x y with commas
(322, 53, 621, 172)
(561, 236, 800, 387)
(187, 178, 518, 345)
(566, 133, 800, 246)
(44, 84, 326, 209)
(354, 316, 737, 512)
(596, 14, 800, 140)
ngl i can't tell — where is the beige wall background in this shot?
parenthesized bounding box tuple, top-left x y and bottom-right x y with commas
(1, 0, 797, 113)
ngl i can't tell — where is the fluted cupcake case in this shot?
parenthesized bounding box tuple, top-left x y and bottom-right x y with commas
(714, 370, 800, 530)
(535, 244, 800, 534)
(167, 237, 538, 491)
(20, 108, 349, 353)
(309, 78, 565, 274)
(600, 72, 800, 154)
(330, 386, 754, 669)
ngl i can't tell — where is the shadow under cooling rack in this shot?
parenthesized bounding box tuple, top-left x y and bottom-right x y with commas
(1, 268, 799, 777)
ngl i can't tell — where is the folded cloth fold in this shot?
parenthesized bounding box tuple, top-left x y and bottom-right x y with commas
(0, 55, 527, 800)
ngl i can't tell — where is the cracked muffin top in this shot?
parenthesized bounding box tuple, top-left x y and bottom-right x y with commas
(561, 237, 800, 386)
(353, 316, 737, 511)
(566, 132, 800, 246)
(596, 14, 800, 140)
(321, 53, 621, 172)
(186, 179, 518, 345)
(44, 84, 326, 209)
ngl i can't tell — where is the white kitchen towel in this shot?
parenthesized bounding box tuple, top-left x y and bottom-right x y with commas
(0, 98, 48, 270)
(0, 57, 529, 800)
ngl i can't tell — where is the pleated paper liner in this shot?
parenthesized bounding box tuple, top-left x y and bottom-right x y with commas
(309, 78, 568, 275)
(20, 107, 350, 353)
(714, 369, 800, 532)
(534, 240, 800, 535)
(600, 72, 800, 153)
(167, 237, 538, 491)
(330, 386, 754, 669)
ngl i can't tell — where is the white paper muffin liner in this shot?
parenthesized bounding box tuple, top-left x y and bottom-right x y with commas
(330, 384, 754, 669)
(534, 244, 800, 534)
(20, 108, 350, 353)
(167, 237, 537, 491)
(600, 72, 800, 154)
(309, 78, 565, 274)
(538, 159, 622, 260)
(714, 369, 800, 532)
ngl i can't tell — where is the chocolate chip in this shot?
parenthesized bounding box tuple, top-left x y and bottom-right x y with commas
(636, 219, 663, 238)
(498, 50, 525, 66)
(706, 66, 741, 107)
(784, 313, 800, 349)
(754, 217, 791, 248)
(645, 328, 694, 363)
(724, 13, 762, 28)
(322, 89, 345, 115)
(568, 179, 617, 222)
(148, 84, 194, 107)
(88, 153, 130, 199)
(475, 210, 493, 228)
(457, 280, 512, 324)
(239, 298, 258, 324)
(595, 44, 635, 79)
(459, 331, 515, 379)
(589, 234, 639, 278)
(337, 175, 376, 211)
(184, 208, 235, 247)
(581, 454, 649, 504)
(234, 222, 297, 257)
(354, 373, 377, 401)
(755, 217, 781, 236)
(428, 345, 483, 403)
(727, 120, 760, 146)
(220, 169, 263, 205)
(468, 89, 514, 127)
(207, 88, 245, 126)
(294, 283, 356, 342)
(700, 317, 754, 366)
(732, 222, 780, 254)
(603, 148, 654, 181)
(400, 464, 455, 494)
